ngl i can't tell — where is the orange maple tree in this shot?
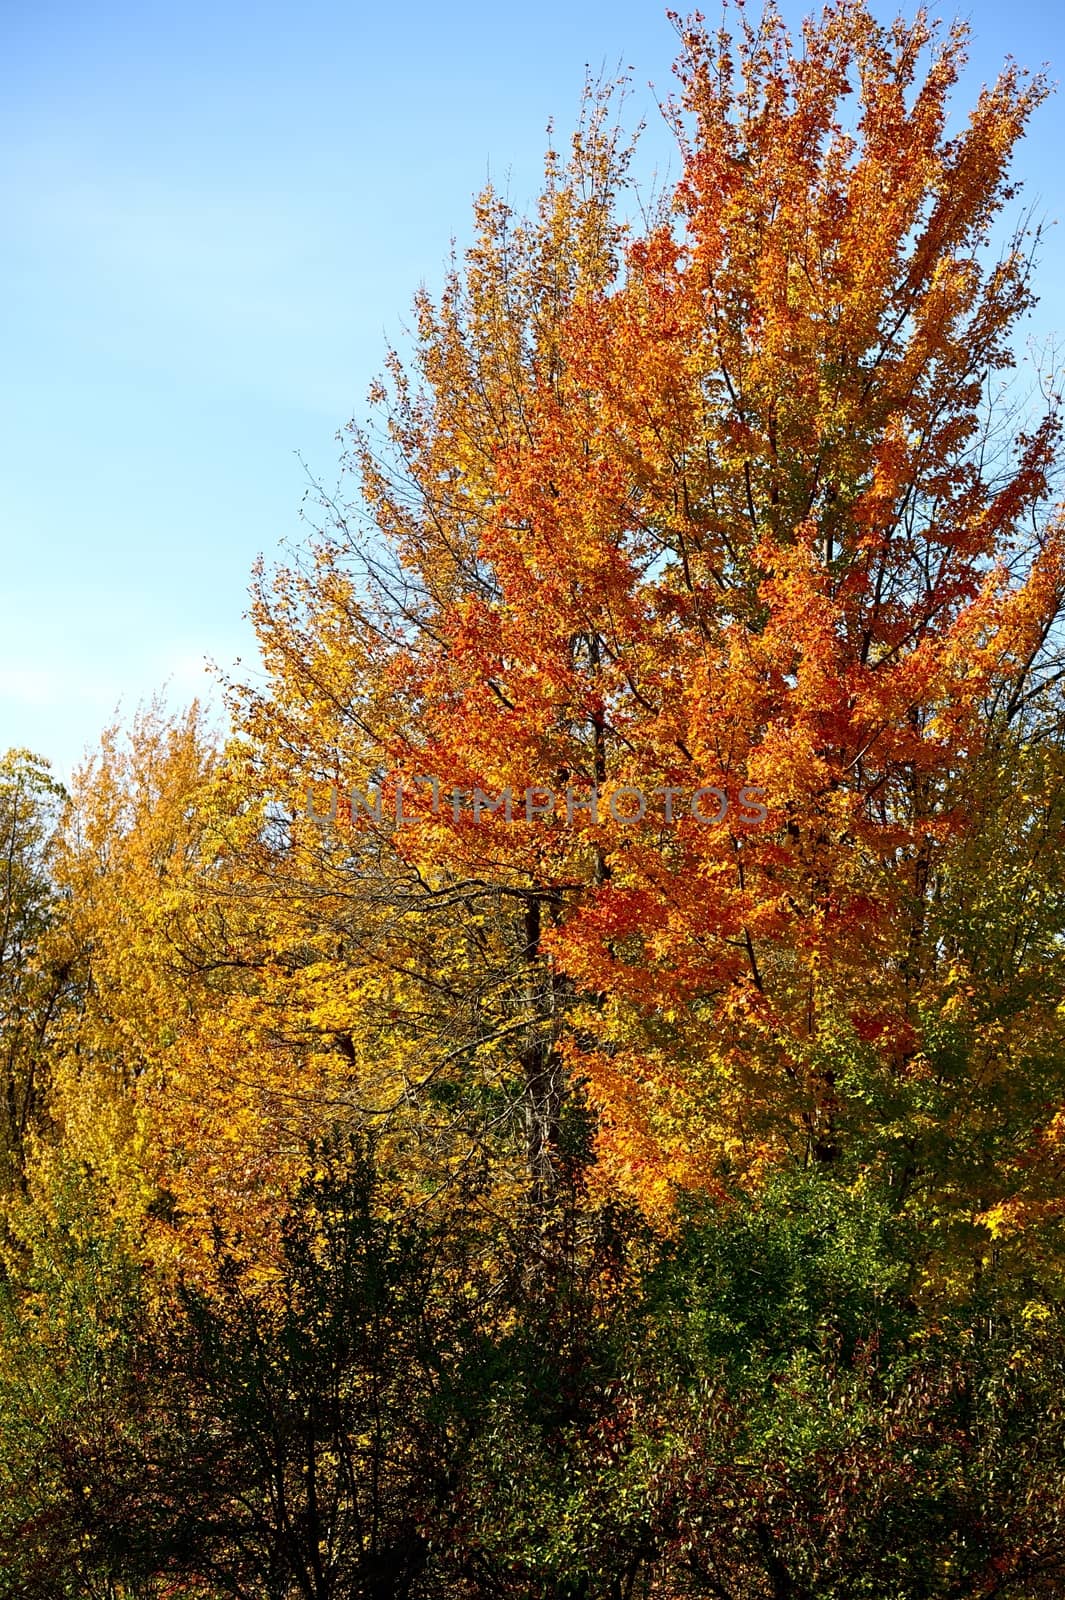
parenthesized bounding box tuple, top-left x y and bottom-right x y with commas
(235, 0, 1065, 1218)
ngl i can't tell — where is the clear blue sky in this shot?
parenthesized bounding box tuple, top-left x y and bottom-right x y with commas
(3, 0, 1064, 783)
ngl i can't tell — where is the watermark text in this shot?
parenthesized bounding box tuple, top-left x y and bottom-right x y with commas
(304, 779, 768, 829)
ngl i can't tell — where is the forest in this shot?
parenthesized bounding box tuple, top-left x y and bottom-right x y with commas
(4, 3, 1065, 1594)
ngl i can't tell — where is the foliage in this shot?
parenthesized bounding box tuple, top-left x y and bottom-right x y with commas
(5, 1, 1065, 1593)
(233, 0, 1065, 1227)
(0, 749, 71, 1188)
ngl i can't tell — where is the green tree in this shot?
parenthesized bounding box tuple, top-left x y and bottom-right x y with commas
(0, 749, 70, 1191)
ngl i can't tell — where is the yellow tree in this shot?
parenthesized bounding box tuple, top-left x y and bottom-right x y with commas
(38, 703, 315, 1279)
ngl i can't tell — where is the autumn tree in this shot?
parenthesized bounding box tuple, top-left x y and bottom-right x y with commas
(38, 701, 323, 1278)
(231, 0, 1065, 1249)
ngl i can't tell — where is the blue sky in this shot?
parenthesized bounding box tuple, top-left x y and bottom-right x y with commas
(3, 0, 1065, 784)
